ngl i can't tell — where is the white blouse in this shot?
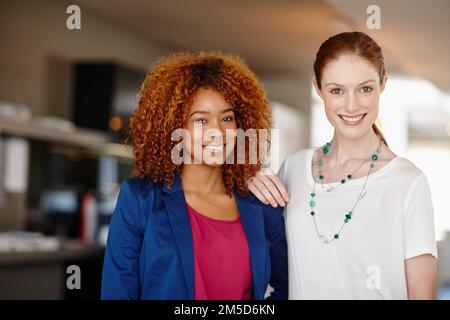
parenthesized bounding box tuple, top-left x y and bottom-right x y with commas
(278, 148, 437, 300)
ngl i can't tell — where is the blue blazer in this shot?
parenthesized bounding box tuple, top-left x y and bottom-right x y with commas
(101, 174, 288, 300)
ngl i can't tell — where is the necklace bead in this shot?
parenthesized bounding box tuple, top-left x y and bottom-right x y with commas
(322, 142, 331, 155)
(311, 140, 382, 243)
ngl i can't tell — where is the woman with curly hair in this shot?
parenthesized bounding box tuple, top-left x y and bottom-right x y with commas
(101, 52, 288, 300)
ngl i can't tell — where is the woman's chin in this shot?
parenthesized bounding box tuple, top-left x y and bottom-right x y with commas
(204, 162, 224, 167)
(335, 125, 373, 140)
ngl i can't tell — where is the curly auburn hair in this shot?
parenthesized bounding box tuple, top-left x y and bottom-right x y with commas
(127, 51, 272, 195)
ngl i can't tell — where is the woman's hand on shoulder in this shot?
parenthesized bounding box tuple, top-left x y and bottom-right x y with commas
(247, 167, 290, 208)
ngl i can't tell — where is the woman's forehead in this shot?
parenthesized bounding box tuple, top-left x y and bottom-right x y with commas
(321, 55, 380, 86)
(190, 88, 233, 112)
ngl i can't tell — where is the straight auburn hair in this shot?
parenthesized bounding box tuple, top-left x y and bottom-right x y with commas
(313, 31, 388, 146)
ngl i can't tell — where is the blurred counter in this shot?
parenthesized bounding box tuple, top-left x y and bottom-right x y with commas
(0, 238, 104, 299)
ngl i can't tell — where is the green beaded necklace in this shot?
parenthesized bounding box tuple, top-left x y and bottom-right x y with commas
(309, 139, 382, 243)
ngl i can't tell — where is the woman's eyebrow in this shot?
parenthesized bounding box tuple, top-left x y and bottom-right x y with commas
(324, 79, 377, 87)
(221, 108, 234, 114)
(189, 107, 234, 117)
(358, 79, 377, 85)
(324, 82, 342, 87)
(189, 110, 209, 117)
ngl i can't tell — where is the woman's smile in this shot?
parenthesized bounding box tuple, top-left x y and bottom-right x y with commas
(203, 144, 225, 152)
(338, 112, 368, 126)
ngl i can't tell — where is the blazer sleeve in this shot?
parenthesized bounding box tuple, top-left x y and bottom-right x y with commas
(264, 205, 289, 300)
(101, 179, 145, 299)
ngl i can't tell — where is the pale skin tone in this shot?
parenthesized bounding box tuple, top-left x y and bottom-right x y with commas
(248, 54, 436, 299)
(181, 87, 239, 221)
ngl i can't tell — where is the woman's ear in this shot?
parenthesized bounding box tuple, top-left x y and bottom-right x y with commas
(380, 75, 388, 93)
(313, 79, 323, 99)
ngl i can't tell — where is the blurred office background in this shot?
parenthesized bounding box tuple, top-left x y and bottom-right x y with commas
(0, 0, 449, 299)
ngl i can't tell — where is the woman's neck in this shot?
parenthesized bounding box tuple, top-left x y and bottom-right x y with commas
(327, 130, 381, 166)
(181, 164, 226, 194)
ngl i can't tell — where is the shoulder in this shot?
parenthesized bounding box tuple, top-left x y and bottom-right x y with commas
(116, 177, 165, 216)
(239, 191, 284, 215)
(390, 157, 427, 183)
(286, 148, 314, 163)
(387, 157, 433, 210)
(243, 193, 285, 228)
(113, 177, 165, 233)
(283, 148, 315, 170)
(278, 148, 314, 183)
(394, 157, 431, 194)
(119, 176, 161, 199)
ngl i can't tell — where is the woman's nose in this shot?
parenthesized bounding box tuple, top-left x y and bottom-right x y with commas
(209, 118, 228, 133)
(204, 126, 225, 144)
(345, 92, 359, 113)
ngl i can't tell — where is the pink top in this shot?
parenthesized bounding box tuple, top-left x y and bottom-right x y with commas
(186, 203, 253, 300)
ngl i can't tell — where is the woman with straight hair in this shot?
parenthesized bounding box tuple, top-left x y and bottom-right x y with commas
(248, 32, 437, 300)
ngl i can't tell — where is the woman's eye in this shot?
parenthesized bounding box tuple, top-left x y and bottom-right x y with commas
(194, 119, 206, 124)
(330, 88, 342, 95)
(361, 86, 373, 93)
(222, 116, 234, 122)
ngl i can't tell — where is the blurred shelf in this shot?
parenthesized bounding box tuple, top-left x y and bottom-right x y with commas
(0, 115, 107, 147)
(0, 239, 104, 267)
(0, 115, 133, 159)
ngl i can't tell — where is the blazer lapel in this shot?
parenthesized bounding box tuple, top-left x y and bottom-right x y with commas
(161, 174, 267, 300)
(162, 174, 194, 299)
(234, 191, 267, 299)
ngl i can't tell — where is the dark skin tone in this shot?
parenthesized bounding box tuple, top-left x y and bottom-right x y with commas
(181, 88, 239, 221)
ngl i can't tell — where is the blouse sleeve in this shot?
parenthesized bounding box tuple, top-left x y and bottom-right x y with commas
(403, 174, 438, 260)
